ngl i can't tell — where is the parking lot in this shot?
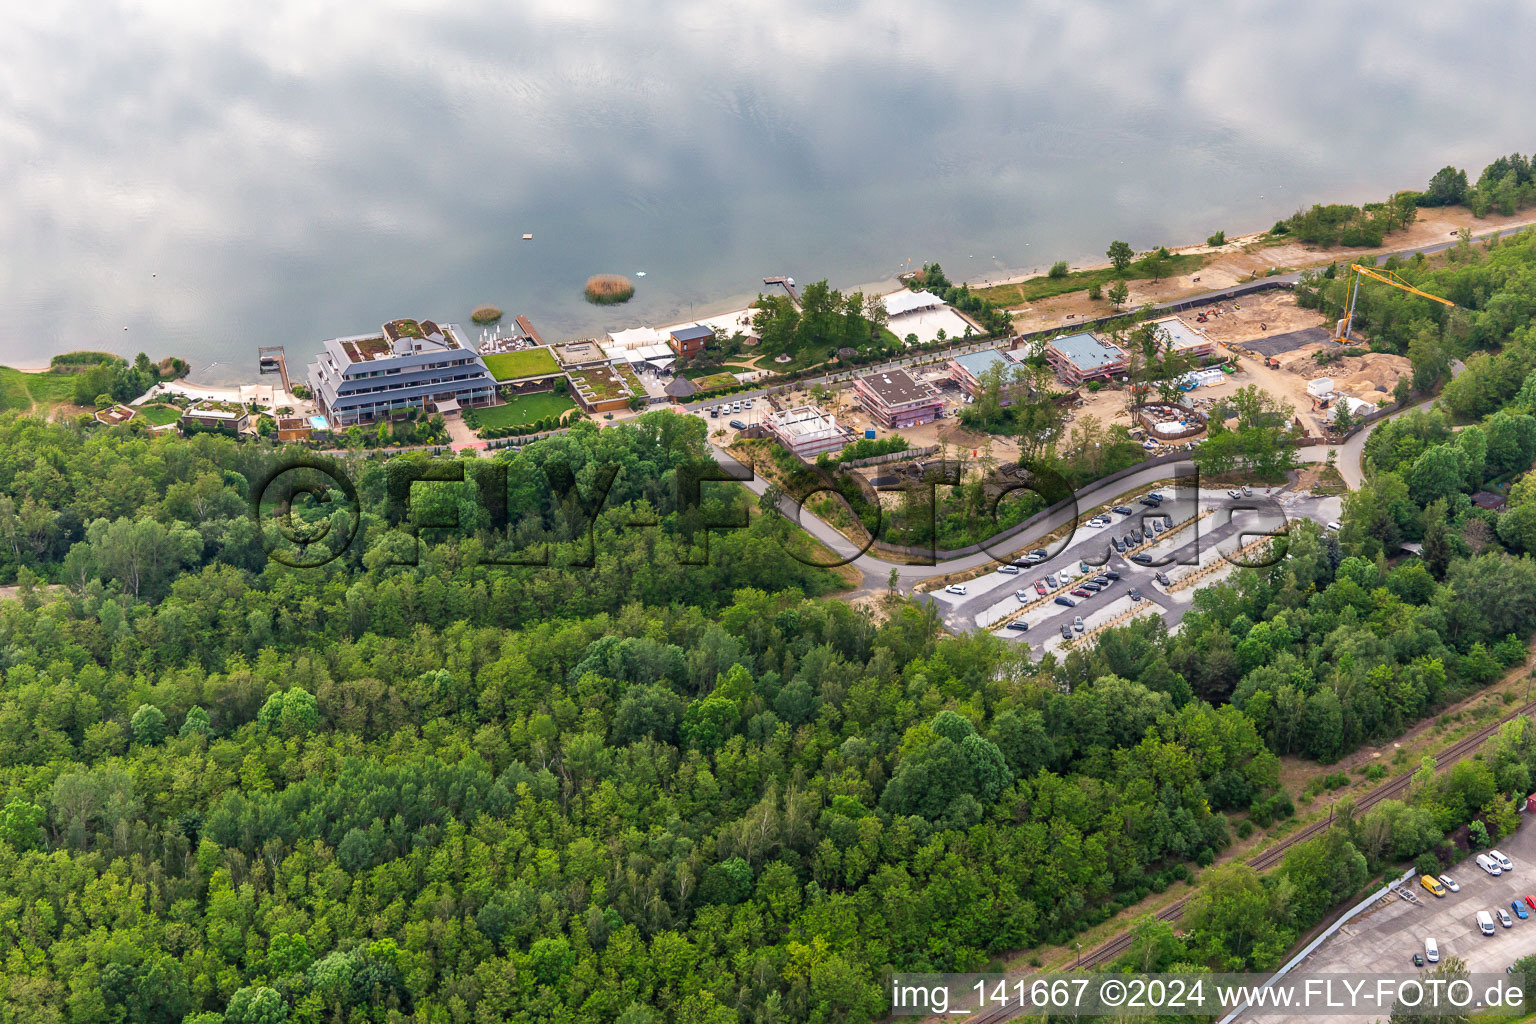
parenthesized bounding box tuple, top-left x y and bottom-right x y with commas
(927, 484, 1321, 653)
(1248, 819, 1536, 1024)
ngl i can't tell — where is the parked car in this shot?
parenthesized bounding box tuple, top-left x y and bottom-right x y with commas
(745, 399, 754, 408)
(1151, 520, 1166, 533)
(1499, 908, 1514, 928)
(945, 584, 967, 595)
(729, 419, 747, 429)
(1079, 561, 1092, 573)
(1034, 580, 1048, 595)
(1072, 616, 1084, 632)
(1131, 553, 1154, 565)
(1326, 521, 1341, 531)
(1155, 572, 1172, 586)
(1147, 492, 1164, 501)
(1060, 625, 1073, 639)
(1227, 489, 1242, 499)
(1016, 590, 1031, 602)
(1421, 875, 1446, 898)
(1439, 874, 1460, 893)
(1086, 518, 1105, 529)
(1029, 549, 1047, 560)
(1139, 497, 1161, 507)
(1006, 621, 1029, 632)
(1478, 854, 1503, 876)
(1413, 953, 1424, 967)
(1425, 938, 1439, 964)
(1082, 581, 1102, 592)
(1513, 901, 1528, 920)
(1023, 552, 1045, 565)
(998, 565, 1021, 575)
(1129, 588, 1142, 602)
(1523, 894, 1536, 912)
(709, 407, 719, 418)
(1113, 505, 1133, 515)
(1493, 850, 1515, 872)
(1054, 596, 1075, 608)
(1071, 587, 1091, 598)
(1046, 574, 1059, 588)
(1130, 529, 1144, 543)
(1105, 571, 1122, 580)
(1112, 537, 1126, 552)
(1479, 911, 1496, 936)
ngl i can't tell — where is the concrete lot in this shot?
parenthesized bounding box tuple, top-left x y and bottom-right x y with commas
(1248, 819, 1536, 1024)
(931, 485, 1329, 656)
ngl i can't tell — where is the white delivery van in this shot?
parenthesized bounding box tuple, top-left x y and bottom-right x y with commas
(1492, 849, 1514, 872)
(1425, 937, 1439, 963)
(1478, 911, 1496, 936)
(1478, 853, 1503, 876)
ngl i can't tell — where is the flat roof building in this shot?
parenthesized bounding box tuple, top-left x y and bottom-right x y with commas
(853, 368, 944, 429)
(566, 362, 640, 414)
(765, 405, 852, 459)
(553, 340, 610, 369)
(181, 401, 251, 435)
(1043, 331, 1127, 385)
(948, 348, 1028, 404)
(308, 318, 496, 427)
(1148, 316, 1219, 360)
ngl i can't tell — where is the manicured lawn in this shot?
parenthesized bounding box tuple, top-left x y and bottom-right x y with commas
(692, 372, 738, 391)
(137, 404, 182, 426)
(474, 393, 575, 429)
(483, 348, 560, 381)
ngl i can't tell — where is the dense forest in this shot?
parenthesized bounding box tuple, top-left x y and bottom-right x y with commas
(0, 402, 1532, 1024)
(13, 222, 1536, 1021)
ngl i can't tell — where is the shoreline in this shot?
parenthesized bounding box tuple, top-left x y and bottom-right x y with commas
(21, 192, 1536, 394)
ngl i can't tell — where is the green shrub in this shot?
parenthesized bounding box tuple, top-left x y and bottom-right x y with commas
(1207, 230, 1226, 246)
(1048, 261, 1069, 278)
(1087, 283, 1102, 301)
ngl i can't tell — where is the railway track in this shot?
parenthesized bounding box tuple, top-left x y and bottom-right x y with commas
(1067, 695, 1536, 972)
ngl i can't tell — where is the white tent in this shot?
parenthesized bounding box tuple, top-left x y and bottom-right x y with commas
(883, 290, 945, 318)
(607, 326, 666, 351)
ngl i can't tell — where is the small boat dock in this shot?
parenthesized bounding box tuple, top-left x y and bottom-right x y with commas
(257, 345, 292, 393)
(763, 276, 800, 307)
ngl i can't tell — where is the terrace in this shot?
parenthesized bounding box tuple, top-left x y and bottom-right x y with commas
(483, 347, 560, 381)
(567, 364, 635, 405)
(339, 336, 392, 363)
(383, 319, 425, 342)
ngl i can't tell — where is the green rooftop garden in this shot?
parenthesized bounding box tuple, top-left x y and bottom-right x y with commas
(483, 348, 560, 381)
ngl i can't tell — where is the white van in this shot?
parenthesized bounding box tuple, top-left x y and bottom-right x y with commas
(1492, 849, 1514, 872)
(1325, 522, 1341, 532)
(1478, 911, 1496, 936)
(1425, 938, 1439, 963)
(1477, 853, 1503, 876)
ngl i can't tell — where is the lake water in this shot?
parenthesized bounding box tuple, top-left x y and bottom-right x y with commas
(3, 0, 1533, 384)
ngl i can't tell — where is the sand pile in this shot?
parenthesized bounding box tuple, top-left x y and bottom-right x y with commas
(1333, 353, 1411, 396)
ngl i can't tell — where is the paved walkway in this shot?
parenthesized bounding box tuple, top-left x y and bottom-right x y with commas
(443, 415, 485, 450)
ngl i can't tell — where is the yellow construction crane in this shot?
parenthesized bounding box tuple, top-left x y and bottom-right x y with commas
(1336, 262, 1454, 342)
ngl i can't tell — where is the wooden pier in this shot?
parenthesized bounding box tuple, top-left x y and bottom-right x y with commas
(257, 346, 292, 394)
(514, 315, 546, 347)
(763, 276, 800, 307)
